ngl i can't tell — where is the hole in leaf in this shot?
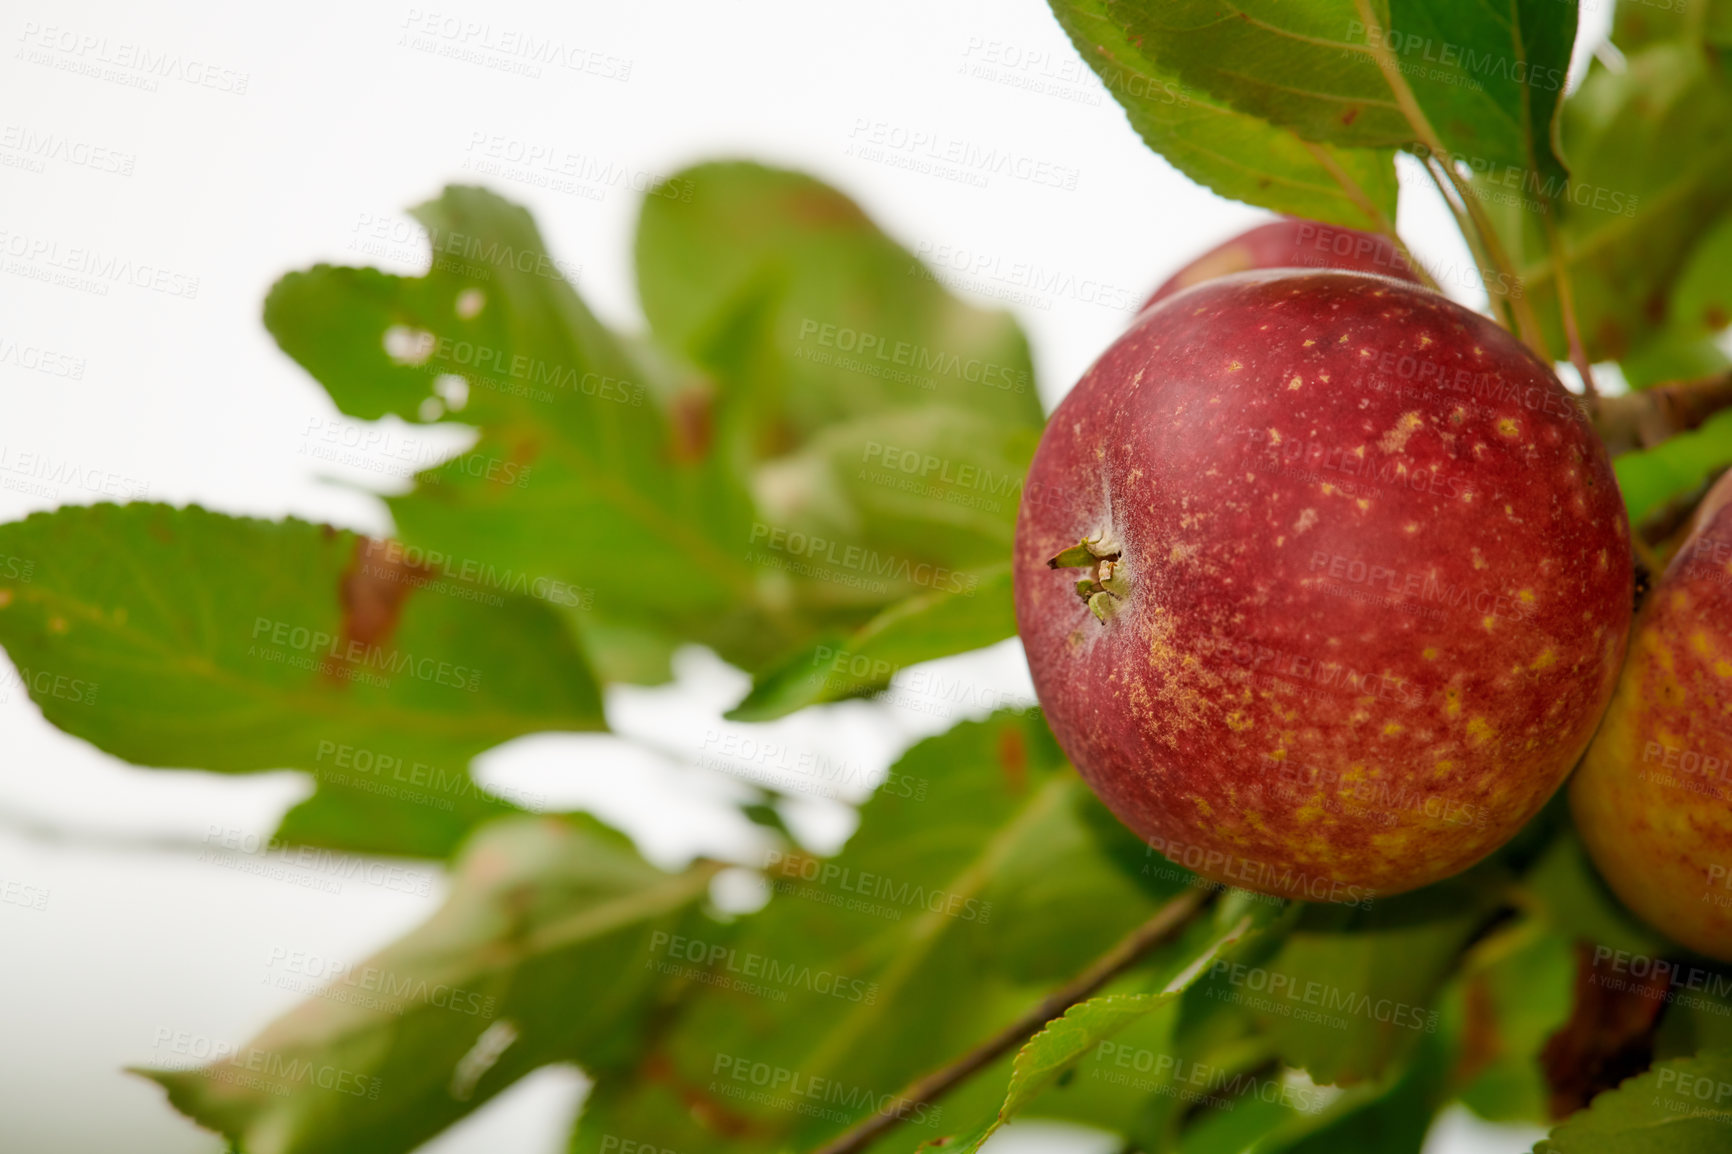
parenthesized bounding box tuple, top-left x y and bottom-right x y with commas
(382, 325, 436, 366)
(434, 373, 469, 411)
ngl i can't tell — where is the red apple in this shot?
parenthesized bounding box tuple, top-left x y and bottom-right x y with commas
(1143, 219, 1420, 313)
(1016, 270, 1630, 900)
(1572, 471, 1732, 959)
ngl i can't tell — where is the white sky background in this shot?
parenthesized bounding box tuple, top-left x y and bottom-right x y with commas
(0, 1, 1611, 1150)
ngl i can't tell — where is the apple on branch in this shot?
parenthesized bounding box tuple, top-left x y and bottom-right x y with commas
(1141, 218, 1422, 314)
(1016, 270, 1631, 901)
(1573, 470, 1732, 960)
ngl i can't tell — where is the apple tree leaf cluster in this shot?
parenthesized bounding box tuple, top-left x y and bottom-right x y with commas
(2, 1, 1732, 1153)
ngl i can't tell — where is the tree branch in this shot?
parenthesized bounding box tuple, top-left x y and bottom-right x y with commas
(807, 885, 1216, 1154)
(1544, 210, 1599, 401)
(1295, 139, 1442, 293)
(1420, 157, 1516, 331)
(1349, 0, 1546, 353)
(1592, 370, 1732, 457)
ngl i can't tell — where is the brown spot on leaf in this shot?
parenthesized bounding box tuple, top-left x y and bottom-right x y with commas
(1538, 942, 1670, 1118)
(1707, 305, 1729, 331)
(758, 417, 801, 459)
(1454, 975, 1502, 1086)
(1342, 107, 1360, 126)
(640, 1051, 763, 1139)
(669, 387, 714, 464)
(328, 539, 430, 684)
(1593, 317, 1628, 361)
(997, 726, 1028, 793)
(786, 186, 869, 229)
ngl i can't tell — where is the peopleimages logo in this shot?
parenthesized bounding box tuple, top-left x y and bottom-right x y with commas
(747, 523, 980, 596)
(860, 441, 1024, 499)
(1144, 836, 1376, 908)
(796, 320, 1029, 393)
(0, 228, 200, 298)
(647, 931, 880, 1004)
(15, 22, 250, 94)
(1347, 20, 1566, 92)
(150, 1029, 381, 1098)
(248, 617, 481, 691)
(1208, 961, 1440, 1032)
(710, 1053, 939, 1126)
(264, 946, 497, 1017)
(763, 851, 992, 923)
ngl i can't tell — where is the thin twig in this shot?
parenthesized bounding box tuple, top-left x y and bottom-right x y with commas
(1422, 158, 1511, 328)
(1432, 158, 1548, 354)
(1349, 0, 1543, 350)
(807, 886, 1215, 1154)
(1296, 140, 1441, 293)
(1592, 370, 1732, 456)
(1544, 209, 1599, 401)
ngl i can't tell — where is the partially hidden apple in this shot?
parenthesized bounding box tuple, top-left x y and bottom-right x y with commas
(1016, 270, 1631, 901)
(1143, 218, 1420, 313)
(1572, 470, 1732, 959)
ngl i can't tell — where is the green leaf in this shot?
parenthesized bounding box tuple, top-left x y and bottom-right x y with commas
(1456, 924, 1578, 1124)
(1272, 1014, 1458, 1154)
(1166, 1067, 1355, 1154)
(1535, 1049, 1732, 1152)
(1054, 0, 1575, 181)
(1614, 1, 1732, 51)
(274, 180, 1047, 678)
(633, 165, 1043, 665)
(0, 504, 604, 774)
(1614, 409, 1732, 526)
(1501, 43, 1732, 361)
(135, 815, 721, 1154)
(273, 773, 528, 859)
(1523, 828, 1667, 959)
(1655, 975, 1732, 1066)
(1618, 336, 1731, 392)
(932, 892, 1284, 1153)
(1390, 0, 1578, 183)
(569, 713, 1184, 1153)
(1156, 962, 1466, 1154)
(634, 161, 1043, 453)
(1047, 0, 1399, 228)
(1656, 206, 1732, 346)
(265, 186, 775, 669)
(1200, 868, 1504, 1085)
(755, 406, 1034, 572)
(725, 567, 1016, 721)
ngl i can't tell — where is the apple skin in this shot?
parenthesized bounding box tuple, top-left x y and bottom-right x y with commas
(1143, 219, 1420, 312)
(1572, 472, 1732, 959)
(1015, 270, 1631, 900)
